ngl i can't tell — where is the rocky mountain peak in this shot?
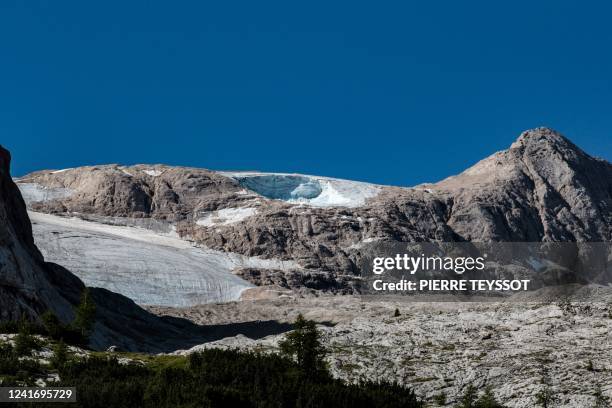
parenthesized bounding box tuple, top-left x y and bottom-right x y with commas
(511, 127, 573, 149)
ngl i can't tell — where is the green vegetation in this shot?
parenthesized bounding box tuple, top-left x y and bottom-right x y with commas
(47, 348, 423, 408)
(73, 288, 96, 338)
(0, 313, 424, 407)
(0, 312, 515, 408)
(0, 342, 42, 386)
(14, 320, 41, 357)
(593, 385, 610, 408)
(0, 288, 96, 347)
(279, 313, 328, 379)
(433, 391, 447, 405)
(586, 359, 595, 372)
(534, 387, 556, 408)
(455, 384, 506, 408)
(50, 340, 69, 370)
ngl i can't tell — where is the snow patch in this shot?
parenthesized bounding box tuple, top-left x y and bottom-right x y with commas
(143, 169, 163, 177)
(51, 168, 72, 174)
(196, 207, 258, 227)
(17, 183, 74, 203)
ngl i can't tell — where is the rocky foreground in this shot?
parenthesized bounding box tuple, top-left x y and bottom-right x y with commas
(149, 293, 612, 408)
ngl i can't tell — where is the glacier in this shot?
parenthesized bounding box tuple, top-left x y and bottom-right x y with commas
(28, 211, 298, 307)
(18, 183, 74, 203)
(220, 172, 380, 208)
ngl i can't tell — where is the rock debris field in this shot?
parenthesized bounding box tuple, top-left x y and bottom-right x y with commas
(151, 295, 612, 408)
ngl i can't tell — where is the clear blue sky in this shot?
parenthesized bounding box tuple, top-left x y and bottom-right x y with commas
(1, 1, 611, 186)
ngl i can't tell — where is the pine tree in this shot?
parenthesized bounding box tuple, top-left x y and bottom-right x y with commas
(476, 386, 506, 408)
(279, 314, 327, 378)
(394, 308, 401, 317)
(41, 310, 62, 339)
(455, 384, 478, 408)
(535, 387, 556, 408)
(14, 318, 39, 356)
(51, 340, 69, 369)
(73, 288, 96, 339)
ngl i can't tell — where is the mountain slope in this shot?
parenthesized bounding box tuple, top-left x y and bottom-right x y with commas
(0, 144, 239, 351)
(16, 128, 612, 306)
(428, 128, 612, 241)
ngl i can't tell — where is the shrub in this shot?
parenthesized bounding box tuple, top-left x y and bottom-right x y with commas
(594, 385, 610, 408)
(434, 391, 447, 405)
(535, 386, 556, 408)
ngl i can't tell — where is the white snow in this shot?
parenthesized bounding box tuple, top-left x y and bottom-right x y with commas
(219, 172, 380, 208)
(143, 169, 163, 177)
(28, 211, 298, 307)
(51, 168, 72, 174)
(17, 183, 74, 203)
(196, 207, 257, 227)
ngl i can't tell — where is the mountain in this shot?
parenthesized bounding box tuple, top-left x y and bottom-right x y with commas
(0, 144, 245, 352)
(16, 128, 612, 306)
(426, 127, 612, 242)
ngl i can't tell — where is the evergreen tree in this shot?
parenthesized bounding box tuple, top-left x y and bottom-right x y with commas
(51, 340, 69, 369)
(73, 288, 96, 339)
(279, 314, 327, 378)
(476, 386, 506, 408)
(394, 308, 401, 317)
(455, 384, 478, 408)
(433, 392, 446, 406)
(42, 310, 63, 339)
(535, 387, 556, 408)
(14, 318, 39, 356)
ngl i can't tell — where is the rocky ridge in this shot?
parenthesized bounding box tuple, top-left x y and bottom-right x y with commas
(16, 128, 612, 301)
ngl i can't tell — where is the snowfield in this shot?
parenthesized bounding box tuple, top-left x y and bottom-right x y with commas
(196, 207, 258, 227)
(219, 172, 381, 207)
(17, 183, 74, 203)
(28, 212, 298, 307)
(143, 169, 163, 177)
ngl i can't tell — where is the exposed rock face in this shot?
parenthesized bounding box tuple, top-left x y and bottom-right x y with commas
(18, 129, 612, 283)
(21, 164, 243, 220)
(428, 128, 612, 242)
(0, 146, 74, 321)
(235, 267, 359, 294)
